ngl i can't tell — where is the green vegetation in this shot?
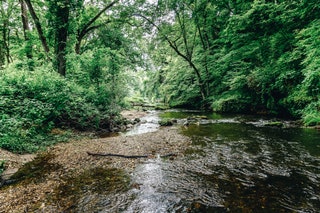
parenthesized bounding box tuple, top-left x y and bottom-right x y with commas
(0, 0, 319, 153)
(0, 67, 126, 153)
(0, 0, 141, 153)
(142, 0, 319, 125)
(158, 119, 174, 126)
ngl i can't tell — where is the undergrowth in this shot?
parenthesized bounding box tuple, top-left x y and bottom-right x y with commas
(0, 67, 123, 153)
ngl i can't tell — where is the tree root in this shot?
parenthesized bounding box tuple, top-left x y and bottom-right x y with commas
(87, 152, 177, 159)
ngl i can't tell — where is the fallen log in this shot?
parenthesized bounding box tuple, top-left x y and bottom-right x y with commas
(87, 152, 177, 159)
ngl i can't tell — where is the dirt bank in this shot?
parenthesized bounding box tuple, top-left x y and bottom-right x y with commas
(0, 111, 190, 212)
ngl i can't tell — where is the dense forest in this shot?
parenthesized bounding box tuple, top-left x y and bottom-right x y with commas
(0, 0, 319, 153)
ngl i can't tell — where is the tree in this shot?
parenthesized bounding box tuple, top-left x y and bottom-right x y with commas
(24, 0, 50, 56)
(0, 0, 16, 66)
(47, 0, 71, 76)
(75, 0, 119, 54)
(136, 1, 208, 105)
(19, 0, 33, 69)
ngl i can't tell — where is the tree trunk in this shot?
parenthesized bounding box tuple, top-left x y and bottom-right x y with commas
(165, 36, 206, 101)
(24, 0, 50, 57)
(20, 0, 33, 69)
(2, 21, 11, 64)
(54, 0, 70, 76)
(134, 13, 207, 102)
(0, 27, 5, 67)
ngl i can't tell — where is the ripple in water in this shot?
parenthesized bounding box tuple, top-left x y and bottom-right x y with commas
(125, 157, 182, 213)
(124, 111, 160, 136)
(93, 111, 320, 212)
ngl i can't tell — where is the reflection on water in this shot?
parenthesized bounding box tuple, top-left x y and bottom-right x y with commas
(179, 115, 320, 212)
(125, 157, 182, 213)
(98, 111, 320, 212)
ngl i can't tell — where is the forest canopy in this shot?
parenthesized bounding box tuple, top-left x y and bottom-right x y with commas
(0, 0, 319, 152)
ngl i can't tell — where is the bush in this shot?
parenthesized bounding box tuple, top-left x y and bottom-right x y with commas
(0, 67, 118, 153)
(301, 102, 320, 126)
(158, 119, 174, 126)
(211, 92, 251, 113)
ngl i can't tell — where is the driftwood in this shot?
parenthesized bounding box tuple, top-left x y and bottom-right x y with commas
(87, 151, 177, 159)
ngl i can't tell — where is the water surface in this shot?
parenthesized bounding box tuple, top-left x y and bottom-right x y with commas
(128, 111, 319, 212)
(124, 111, 160, 136)
(90, 110, 320, 212)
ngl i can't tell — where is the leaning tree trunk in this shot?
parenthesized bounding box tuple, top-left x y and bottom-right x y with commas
(24, 0, 50, 57)
(20, 0, 33, 70)
(135, 13, 207, 103)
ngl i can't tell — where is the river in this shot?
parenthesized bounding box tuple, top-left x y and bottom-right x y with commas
(96, 110, 320, 212)
(2, 110, 319, 212)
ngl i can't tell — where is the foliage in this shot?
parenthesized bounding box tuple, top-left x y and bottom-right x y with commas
(0, 0, 319, 158)
(301, 102, 320, 126)
(158, 119, 174, 126)
(0, 0, 147, 153)
(141, 0, 319, 125)
(0, 66, 123, 153)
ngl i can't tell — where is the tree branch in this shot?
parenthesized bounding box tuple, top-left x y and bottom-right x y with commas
(87, 152, 177, 158)
(78, 0, 119, 39)
(133, 13, 206, 100)
(75, 0, 119, 53)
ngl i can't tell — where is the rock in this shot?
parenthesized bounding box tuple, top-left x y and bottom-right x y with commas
(195, 115, 208, 119)
(313, 125, 320, 130)
(112, 127, 120, 132)
(133, 118, 141, 124)
(171, 119, 178, 123)
(158, 119, 173, 126)
(264, 121, 283, 127)
(126, 124, 133, 129)
(1, 168, 19, 186)
(183, 121, 190, 126)
(187, 117, 196, 121)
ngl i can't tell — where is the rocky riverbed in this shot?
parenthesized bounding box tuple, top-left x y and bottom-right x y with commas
(0, 110, 191, 212)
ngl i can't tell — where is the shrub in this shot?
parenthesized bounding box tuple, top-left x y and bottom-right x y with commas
(0, 67, 118, 153)
(211, 92, 251, 113)
(301, 102, 320, 126)
(158, 119, 174, 126)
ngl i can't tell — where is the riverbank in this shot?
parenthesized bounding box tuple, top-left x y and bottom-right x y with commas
(0, 110, 148, 181)
(0, 110, 191, 212)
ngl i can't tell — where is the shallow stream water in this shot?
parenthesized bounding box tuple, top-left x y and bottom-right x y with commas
(94, 110, 320, 212)
(124, 110, 160, 136)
